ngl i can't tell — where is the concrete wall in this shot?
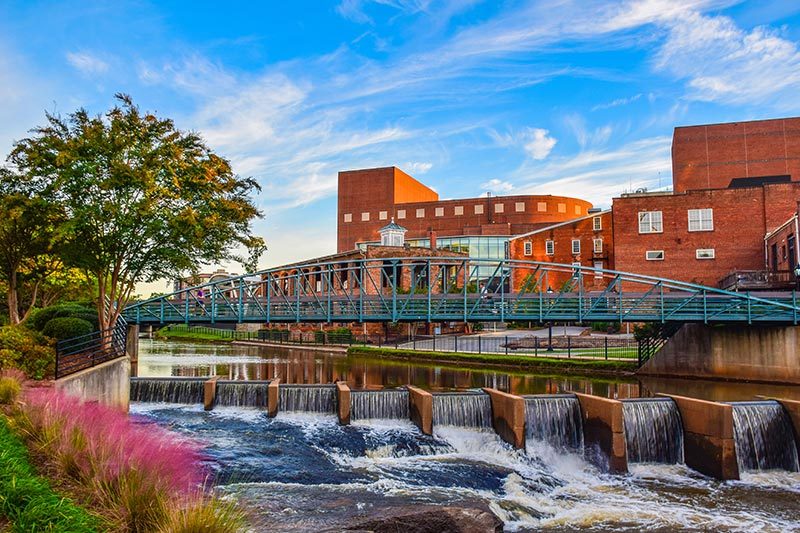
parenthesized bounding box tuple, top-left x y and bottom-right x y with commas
(55, 356, 130, 410)
(641, 324, 800, 384)
(408, 385, 433, 435)
(268, 379, 280, 417)
(661, 393, 739, 480)
(204, 377, 219, 411)
(482, 388, 525, 449)
(337, 382, 351, 425)
(574, 393, 627, 473)
(126, 325, 139, 362)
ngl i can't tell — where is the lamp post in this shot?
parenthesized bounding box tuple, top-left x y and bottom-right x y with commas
(546, 286, 554, 351)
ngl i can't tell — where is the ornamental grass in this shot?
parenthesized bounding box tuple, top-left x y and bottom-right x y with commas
(11, 389, 244, 532)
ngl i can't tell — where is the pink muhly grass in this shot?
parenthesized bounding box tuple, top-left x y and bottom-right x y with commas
(0, 367, 26, 384)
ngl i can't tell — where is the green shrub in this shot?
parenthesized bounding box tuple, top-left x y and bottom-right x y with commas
(30, 303, 95, 332)
(0, 377, 21, 404)
(42, 317, 95, 341)
(0, 348, 18, 370)
(0, 326, 55, 380)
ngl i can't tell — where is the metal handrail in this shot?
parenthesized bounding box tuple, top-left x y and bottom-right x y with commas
(55, 317, 129, 379)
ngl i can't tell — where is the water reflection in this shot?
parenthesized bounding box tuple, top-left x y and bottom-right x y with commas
(133, 339, 800, 402)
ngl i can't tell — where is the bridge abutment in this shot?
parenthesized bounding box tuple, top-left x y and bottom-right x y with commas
(640, 324, 800, 384)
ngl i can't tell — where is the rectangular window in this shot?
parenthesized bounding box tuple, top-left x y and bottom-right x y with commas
(537, 202, 547, 212)
(343, 213, 352, 223)
(545, 240, 554, 255)
(474, 204, 484, 214)
(416, 208, 425, 218)
(523, 241, 532, 256)
(515, 202, 525, 212)
(454, 206, 464, 215)
(593, 238, 603, 254)
(558, 203, 566, 213)
(397, 209, 406, 219)
(593, 260, 603, 278)
(696, 248, 715, 259)
(379, 211, 388, 220)
(574, 205, 581, 215)
(646, 250, 665, 261)
(361, 212, 370, 221)
(571, 239, 581, 254)
(435, 207, 444, 217)
(593, 216, 602, 231)
(494, 203, 504, 213)
(688, 208, 713, 232)
(638, 211, 663, 234)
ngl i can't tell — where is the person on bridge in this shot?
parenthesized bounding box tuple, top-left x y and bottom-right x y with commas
(196, 289, 206, 315)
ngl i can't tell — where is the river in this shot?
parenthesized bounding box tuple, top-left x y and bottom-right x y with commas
(130, 339, 800, 532)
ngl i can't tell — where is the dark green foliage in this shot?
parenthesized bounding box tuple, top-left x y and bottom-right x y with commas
(41, 317, 94, 342)
(0, 326, 55, 380)
(30, 304, 94, 332)
(591, 322, 621, 334)
(0, 418, 100, 531)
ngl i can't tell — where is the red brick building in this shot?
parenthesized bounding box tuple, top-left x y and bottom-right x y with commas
(337, 166, 593, 252)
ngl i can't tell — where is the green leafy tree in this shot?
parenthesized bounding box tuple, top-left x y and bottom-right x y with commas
(8, 94, 264, 332)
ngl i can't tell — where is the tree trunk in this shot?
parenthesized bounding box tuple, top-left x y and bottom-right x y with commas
(8, 270, 19, 325)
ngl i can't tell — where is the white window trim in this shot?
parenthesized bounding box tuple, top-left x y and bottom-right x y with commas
(494, 203, 504, 213)
(343, 213, 352, 223)
(696, 248, 715, 259)
(688, 208, 714, 232)
(397, 209, 406, 219)
(379, 211, 388, 220)
(593, 216, 602, 231)
(537, 202, 547, 212)
(646, 250, 665, 261)
(571, 239, 581, 255)
(545, 240, 554, 256)
(416, 208, 425, 218)
(361, 212, 370, 221)
(639, 211, 663, 234)
(515, 202, 525, 212)
(474, 205, 484, 214)
(435, 207, 444, 217)
(523, 241, 532, 256)
(454, 206, 464, 215)
(593, 238, 603, 254)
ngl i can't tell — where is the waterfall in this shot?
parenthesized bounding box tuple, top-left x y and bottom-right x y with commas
(432, 393, 492, 428)
(524, 394, 583, 451)
(351, 389, 410, 420)
(130, 378, 205, 404)
(215, 381, 270, 408)
(622, 398, 684, 464)
(731, 401, 800, 472)
(279, 385, 337, 413)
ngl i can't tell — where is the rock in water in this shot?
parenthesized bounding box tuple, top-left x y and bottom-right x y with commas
(345, 506, 504, 533)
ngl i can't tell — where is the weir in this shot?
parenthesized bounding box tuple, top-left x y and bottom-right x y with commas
(622, 398, 684, 464)
(432, 392, 492, 428)
(215, 381, 270, 408)
(130, 377, 205, 404)
(351, 389, 410, 420)
(279, 385, 337, 414)
(731, 401, 800, 472)
(524, 394, 583, 451)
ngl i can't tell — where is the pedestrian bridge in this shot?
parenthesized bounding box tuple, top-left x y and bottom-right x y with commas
(122, 257, 800, 325)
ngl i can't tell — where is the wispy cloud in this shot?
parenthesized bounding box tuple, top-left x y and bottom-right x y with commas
(489, 127, 557, 160)
(592, 93, 642, 111)
(66, 51, 109, 75)
(480, 178, 515, 193)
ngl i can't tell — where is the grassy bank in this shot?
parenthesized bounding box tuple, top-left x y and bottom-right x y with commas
(346, 345, 638, 374)
(0, 417, 100, 531)
(156, 324, 247, 343)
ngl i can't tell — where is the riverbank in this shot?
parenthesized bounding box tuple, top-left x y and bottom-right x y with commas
(346, 345, 638, 375)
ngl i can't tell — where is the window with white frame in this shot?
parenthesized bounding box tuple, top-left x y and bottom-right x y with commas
(688, 208, 713, 232)
(558, 203, 566, 213)
(593, 238, 603, 254)
(571, 239, 581, 254)
(696, 248, 715, 259)
(343, 213, 352, 223)
(416, 208, 425, 218)
(574, 205, 581, 215)
(593, 261, 603, 278)
(545, 240, 554, 255)
(515, 202, 525, 212)
(361, 212, 370, 222)
(379, 211, 388, 220)
(435, 207, 444, 217)
(638, 211, 663, 233)
(494, 203, 504, 213)
(537, 202, 547, 212)
(454, 206, 464, 215)
(593, 216, 602, 231)
(646, 250, 665, 261)
(523, 241, 532, 256)
(474, 204, 484, 214)
(397, 209, 406, 219)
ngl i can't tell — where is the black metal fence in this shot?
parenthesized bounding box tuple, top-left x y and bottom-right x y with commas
(55, 319, 129, 379)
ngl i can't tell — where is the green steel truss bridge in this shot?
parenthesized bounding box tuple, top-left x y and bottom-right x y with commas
(122, 257, 800, 326)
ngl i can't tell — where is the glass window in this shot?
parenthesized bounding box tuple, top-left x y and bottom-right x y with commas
(593, 238, 603, 254)
(343, 213, 352, 223)
(397, 209, 406, 219)
(494, 203, 504, 213)
(593, 216, 602, 231)
(558, 203, 566, 213)
(638, 211, 663, 233)
(537, 202, 547, 212)
(696, 248, 715, 259)
(523, 242, 532, 256)
(646, 250, 665, 261)
(515, 202, 525, 212)
(379, 211, 388, 220)
(416, 208, 425, 218)
(571, 239, 581, 254)
(435, 207, 444, 217)
(454, 206, 464, 215)
(545, 240, 554, 255)
(474, 204, 484, 215)
(574, 205, 581, 215)
(361, 212, 370, 221)
(688, 208, 713, 232)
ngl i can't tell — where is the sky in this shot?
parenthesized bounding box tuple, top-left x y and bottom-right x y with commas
(1, 0, 800, 296)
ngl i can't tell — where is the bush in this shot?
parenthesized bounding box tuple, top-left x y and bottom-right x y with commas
(0, 326, 55, 380)
(0, 377, 21, 404)
(41, 317, 95, 341)
(30, 303, 96, 332)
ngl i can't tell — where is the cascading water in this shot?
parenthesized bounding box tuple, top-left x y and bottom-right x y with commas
(621, 398, 684, 464)
(432, 392, 492, 428)
(351, 389, 410, 420)
(524, 394, 583, 451)
(731, 401, 800, 472)
(130, 378, 205, 403)
(279, 385, 337, 413)
(215, 381, 270, 408)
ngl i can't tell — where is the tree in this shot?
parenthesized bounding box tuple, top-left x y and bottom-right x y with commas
(0, 191, 65, 324)
(8, 94, 264, 332)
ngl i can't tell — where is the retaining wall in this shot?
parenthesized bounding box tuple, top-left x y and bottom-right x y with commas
(482, 388, 525, 449)
(204, 377, 219, 411)
(337, 382, 351, 425)
(574, 393, 627, 473)
(408, 385, 433, 435)
(55, 356, 130, 410)
(268, 379, 280, 417)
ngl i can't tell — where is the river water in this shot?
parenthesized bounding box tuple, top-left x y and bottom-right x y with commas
(131, 340, 800, 531)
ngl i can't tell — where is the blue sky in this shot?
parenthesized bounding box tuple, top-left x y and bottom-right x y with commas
(2, 0, 800, 294)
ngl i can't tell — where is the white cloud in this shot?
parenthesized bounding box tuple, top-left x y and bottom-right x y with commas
(66, 51, 109, 75)
(336, 0, 432, 24)
(592, 93, 642, 111)
(490, 127, 557, 160)
(564, 114, 613, 149)
(403, 161, 433, 174)
(480, 178, 515, 193)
